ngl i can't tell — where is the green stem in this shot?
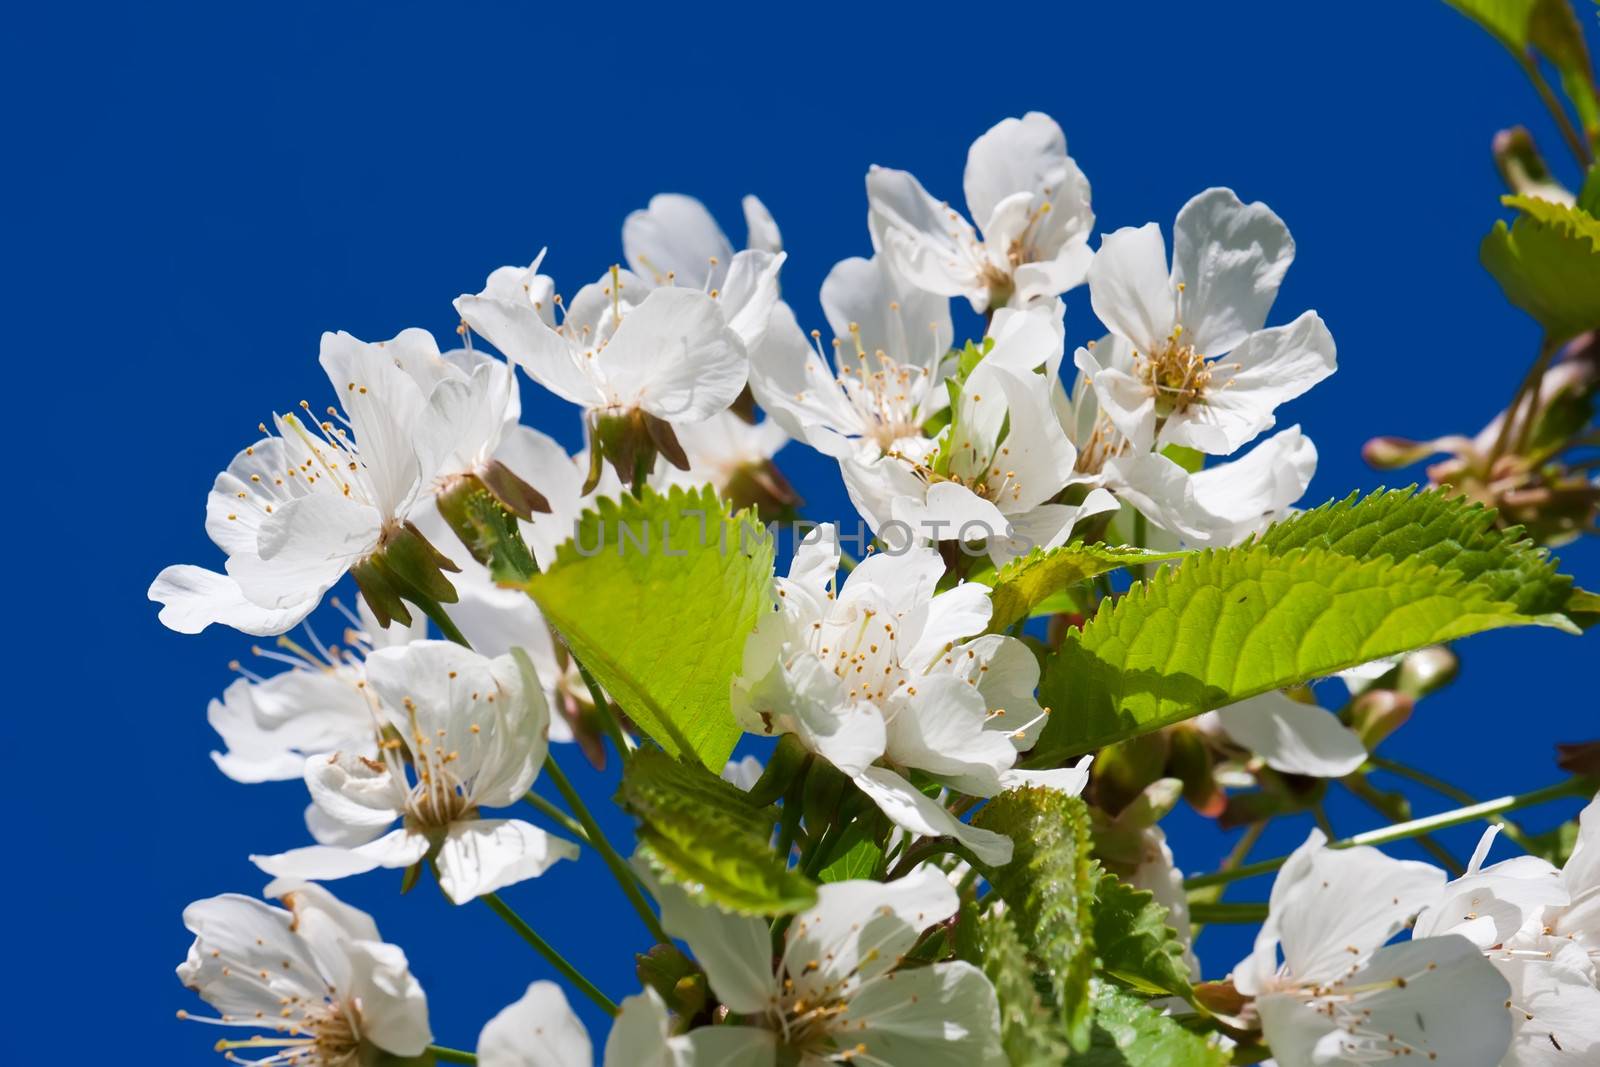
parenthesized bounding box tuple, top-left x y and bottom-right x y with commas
(1365, 755, 1536, 851)
(775, 775, 804, 866)
(576, 659, 635, 760)
(1188, 901, 1268, 924)
(800, 822, 845, 879)
(1131, 510, 1149, 583)
(521, 790, 589, 842)
(542, 753, 669, 945)
(482, 893, 619, 1016)
(1492, 335, 1559, 461)
(1519, 55, 1593, 166)
(886, 838, 959, 880)
(1185, 777, 1595, 890)
(428, 1045, 478, 1065)
(1341, 773, 1464, 875)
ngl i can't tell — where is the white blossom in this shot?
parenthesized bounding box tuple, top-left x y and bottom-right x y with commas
(252, 641, 577, 904)
(1075, 188, 1334, 457)
(151, 328, 473, 636)
(733, 526, 1090, 865)
(868, 112, 1093, 312)
(177, 882, 430, 1064)
(644, 863, 1007, 1065)
(1235, 830, 1512, 1066)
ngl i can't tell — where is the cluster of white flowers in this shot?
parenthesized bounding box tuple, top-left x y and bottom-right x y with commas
(151, 110, 1592, 1067)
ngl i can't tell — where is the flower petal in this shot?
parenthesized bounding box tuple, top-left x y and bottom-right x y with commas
(853, 766, 1013, 866)
(1171, 187, 1295, 355)
(435, 819, 579, 904)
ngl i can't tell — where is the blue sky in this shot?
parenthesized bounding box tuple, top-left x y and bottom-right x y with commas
(7, 1, 1598, 1060)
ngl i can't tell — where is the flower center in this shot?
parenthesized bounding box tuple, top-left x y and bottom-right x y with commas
(208, 1004, 361, 1067)
(385, 698, 480, 829)
(1075, 413, 1130, 476)
(805, 597, 907, 706)
(833, 322, 931, 451)
(1136, 332, 1211, 418)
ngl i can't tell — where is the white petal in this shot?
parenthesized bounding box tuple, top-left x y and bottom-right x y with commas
(435, 819, 579, 904)
(343, 938, 432, 1055)
(1171, 187, 1295, 355)
(642, 867, 779, 1015)
(717, 250, 785, 348)
(822, 254, 952, 375)
(1498, 944, 1600, 1066)
(745, 303, 864, 453)
(1074, 338, 1157, 452)
(1087, 223, 1175, 354)
(304, 750, 407, 835)
(477, 980, 593, 1067)
(604, 287, 747, 423)
(1000, 756, 1093, 796)
(623, 193, 734, 289)
(455, 292, 601, 408)
(1188, 426, 1317, 544)
(964, 112, 1068, 232)
(785, 864, 960, 1000)
(742, 194, 782, 254)
(252, 827, 430, 884)
(839, 959, 1005, 1067)
(1213, 691, 1368, 778)
(150, 565, 318, 636)
(853, 766, 1013, 866)
(1171, 311, 1336, 455)
(867, 164, 983, 302)
(881, 674, 1016, 794)
(1248, 829, 1445, 989)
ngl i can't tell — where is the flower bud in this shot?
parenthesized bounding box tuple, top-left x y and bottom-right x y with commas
(1492, 126, 1574, 204)
(1396, 646, 1458, 699)
(636, 944, 707, 1020)
(1362, 435, 1443, 470)
(745, 734, 812, 807)
(722, 460, 803, 524)
(1347, 689, 1414, 749)
(435, 474, 539, 582)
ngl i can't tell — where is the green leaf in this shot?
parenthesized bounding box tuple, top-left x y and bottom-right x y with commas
(980, 909, 1073, 1065)
(1482, 194, 1600, 342)
(1091, 870, 1193, 1000)
(818, 824, 884, 883)
(522, 485, 775, 769)
(1255, 488, 1573, 616)
(1034, 543, 1575, 761)
(616, 747, 816, 916)
(974, 789, 1097, 1051)
(1070, 981, 1230, 1066)
(982, 542, 1190, 633)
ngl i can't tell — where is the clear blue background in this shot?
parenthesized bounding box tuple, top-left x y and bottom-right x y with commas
(8, 2, 1598, 1060)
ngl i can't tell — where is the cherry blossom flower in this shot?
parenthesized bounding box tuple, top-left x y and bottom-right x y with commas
(1412, 803, 1600, 1065)
(868, 112, 1093, 312)
(252, 641, 577, 904)
(1075, 188, 1335, 456)
(643, 864, 1007, 1065)
(748, 254, 951, 466)
(176, 882, 430, 1065)
(857, 305, 1118, 558)
(207, 598, 422, 784)
(1234, 829, 1512, 1066)
(151, 328, 472, 637)
(732, 526, 1090, 865)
